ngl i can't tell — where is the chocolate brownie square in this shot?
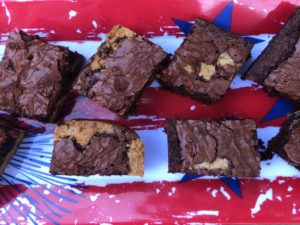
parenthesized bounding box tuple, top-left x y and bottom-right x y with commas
(0, 121, 24, 174)
(50, 120, 144, 176)
(73, 25, 169, 116)
(158, 18, 253, 104)
(166, 119, 260, 177)
(268, 111, 300, 169)
(0, 31, 84, 122)
(243, 7, 300, 102)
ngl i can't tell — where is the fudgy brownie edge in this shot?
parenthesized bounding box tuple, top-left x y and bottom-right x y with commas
(158, 18, 253, 104)
(242, 7, 300, 84)
(166, 119, 182, 173)
(267, 111, 300, 170)
(0, 122, 25, 174)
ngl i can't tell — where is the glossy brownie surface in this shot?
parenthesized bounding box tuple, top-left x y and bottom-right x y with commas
(167, 119, 260, 177)
(50, 120, 144, 176)
(158, 18, 253, 103)
(0, 31, 84, 121)
(73, 25, 169, 116)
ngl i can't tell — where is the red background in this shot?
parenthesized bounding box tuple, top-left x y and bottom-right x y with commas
(0, 0, 300, 224)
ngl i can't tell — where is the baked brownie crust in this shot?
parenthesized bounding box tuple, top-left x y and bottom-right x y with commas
(73, 25, 169, 116)
(263, 37, 300, 101)
(242, 7, 300, 101)
(158, 18, 253, 104)
(268, 111, 300, 169)
(50, 120, 144, 176)
(0, 121, 24, 174)
(166, 119, 260, 177)
(0, 31, 84, 122)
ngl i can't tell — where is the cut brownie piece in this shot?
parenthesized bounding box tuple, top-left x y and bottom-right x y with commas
(73, 25, 169, 116)
(268, 111, 300, 169)
(0, 121, 24, 174)
(0, 31, 84, 122)
(243, 7, 300, 102)
(50, 120, 144, 176)
(166, 119, 260, 177)
(158, 18, 253, 104)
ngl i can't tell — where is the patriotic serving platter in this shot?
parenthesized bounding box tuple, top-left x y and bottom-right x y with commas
(0, 0, 300, 224)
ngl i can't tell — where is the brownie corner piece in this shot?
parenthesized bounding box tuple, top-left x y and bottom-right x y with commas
(268, 110, 300, 169)
(50, 120, 144, 176)
(72, 25, 169, 116)
(0, 121, 25, 174)
(0, 30, 84, 122)
(242, 7, 300, 102)
(166, 118, 260, 177)
(158, 18, 253, 104)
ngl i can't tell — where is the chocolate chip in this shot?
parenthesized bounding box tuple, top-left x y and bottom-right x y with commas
(102, 46, 112, 54)
(26, 55, 33, 60)
(114, 77, 129, 91)
(6, 59, 14, 70)
(228, 47, 243, 62)
(21, 34, 34, 42)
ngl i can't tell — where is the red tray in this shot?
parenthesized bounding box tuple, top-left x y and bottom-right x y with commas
(0, 0, 300, 224)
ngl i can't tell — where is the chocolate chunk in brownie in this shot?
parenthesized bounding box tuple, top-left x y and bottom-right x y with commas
(73, 25, 169, 117)
(157, 18, 253, 104)
(268, 110, 300, 169)
(166, 119, 260, 177)
(50, 120, 144, 176)
(0, 121, 25, 174)
(0, 31, 84, 122)
(243, 7, 300, 102)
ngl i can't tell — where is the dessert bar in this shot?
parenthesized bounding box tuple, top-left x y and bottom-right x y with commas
(166, 118, 260, 177)
(243, 7, 300, 102)
(158, 18, 253, 104)
(73, 25, 169, 116)
(0, 31, 84, 122)
(50, 120, 144, 176)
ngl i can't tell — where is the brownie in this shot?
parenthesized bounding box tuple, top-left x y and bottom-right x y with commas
(50, 120, 144, 176)
(243, 7, 300, 102)
(73, 25, 169, 116)
(166, 119, 260, 177)
(0, 121, 24, 174)
(268, 111, 300, 169)
(0, 31, 84, 122)
(157, 18, 253, 104)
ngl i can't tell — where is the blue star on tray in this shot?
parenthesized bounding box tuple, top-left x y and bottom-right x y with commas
(172, 2, 264, 44)
(179, 174, 242, 199)
(261, 97, 293, 123)
(174, 1, 282, 199)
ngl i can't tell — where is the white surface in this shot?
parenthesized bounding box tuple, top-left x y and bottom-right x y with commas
(0, 34, 299, 187)
(4, 126, 300, 187)
(68, 10, 77, 20)
(251, 188, 273, 217)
